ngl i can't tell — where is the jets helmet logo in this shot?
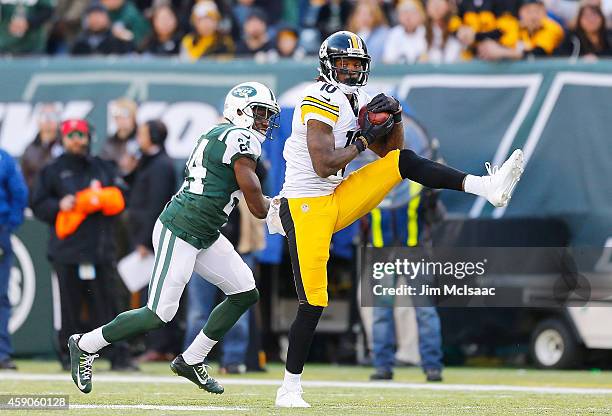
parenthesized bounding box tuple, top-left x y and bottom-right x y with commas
(231, 86, 257, 98)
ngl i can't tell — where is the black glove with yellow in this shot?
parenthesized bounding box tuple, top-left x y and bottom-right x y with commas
(367, 93, 402, 123)
(354, 108, 394, 153)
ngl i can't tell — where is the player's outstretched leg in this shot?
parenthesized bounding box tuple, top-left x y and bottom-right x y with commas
(171, 287, 259, 394)
(68, 334, 99, 394)
(397, 148, 524, 207)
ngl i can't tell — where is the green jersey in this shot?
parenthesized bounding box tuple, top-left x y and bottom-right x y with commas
(0, 0, 56, 54)
(159, 123, 261, 249)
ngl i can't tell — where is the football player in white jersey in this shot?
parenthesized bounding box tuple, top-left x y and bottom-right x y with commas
(272, 31, 524, 407)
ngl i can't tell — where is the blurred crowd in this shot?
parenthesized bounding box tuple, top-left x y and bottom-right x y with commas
(1, 0, 611, 62)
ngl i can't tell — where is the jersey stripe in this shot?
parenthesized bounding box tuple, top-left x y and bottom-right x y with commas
(300, 104, 339, 124)
(148, 226, 167, 296)
(151, 232, 177, 314)
(300, 100, 339, 117)
(302, 96, 339, 113)
(301, 99, 339, 118)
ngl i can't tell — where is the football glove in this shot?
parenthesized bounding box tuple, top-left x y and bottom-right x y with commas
(265, 196, 285, 236)
(355, 111, 394, 152)
(367, 93, 402, 123)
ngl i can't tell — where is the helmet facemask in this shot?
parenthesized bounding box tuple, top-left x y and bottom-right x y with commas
(329, 56, 370, 88)
(240, 103, 280, 142)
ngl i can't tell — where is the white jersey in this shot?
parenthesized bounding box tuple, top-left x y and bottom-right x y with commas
(281, 81, 370, 198)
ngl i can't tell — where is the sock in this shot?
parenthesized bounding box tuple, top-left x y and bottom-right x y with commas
(78, 327, 110, 354)
(182, 331, 218, 365)
(285, 302, 323, 375)
(398, 149, 466, 191)
(463, 174, 488, 197)
(283, 369, 302, 391)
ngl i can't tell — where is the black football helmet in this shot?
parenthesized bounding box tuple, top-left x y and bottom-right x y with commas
(319, 30, 371, 94)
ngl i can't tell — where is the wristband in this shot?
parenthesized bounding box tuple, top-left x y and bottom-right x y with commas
(354, 136, 368, 152)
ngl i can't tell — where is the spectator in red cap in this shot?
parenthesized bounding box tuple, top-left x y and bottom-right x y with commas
(31, 119, 137, 372)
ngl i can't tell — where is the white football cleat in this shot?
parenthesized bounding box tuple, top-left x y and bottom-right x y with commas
(483, 149, 524, 207)
(275, 386, 311, 408)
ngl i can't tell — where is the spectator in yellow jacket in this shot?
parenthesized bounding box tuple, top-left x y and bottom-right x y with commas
(180, 1, 234, 61)
(477, 0, 564, 60)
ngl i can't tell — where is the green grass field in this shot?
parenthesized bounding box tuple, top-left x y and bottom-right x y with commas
(2, 360, 612, 415)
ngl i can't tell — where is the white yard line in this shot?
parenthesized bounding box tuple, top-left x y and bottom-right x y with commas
(4, 373, 612, 395)
(70, 404, 246, 411)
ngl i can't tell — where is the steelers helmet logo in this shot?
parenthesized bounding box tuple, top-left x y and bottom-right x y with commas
(8, 235, 36, 334)
(319, 40, 328, 59)
(231, 86, 257, 98)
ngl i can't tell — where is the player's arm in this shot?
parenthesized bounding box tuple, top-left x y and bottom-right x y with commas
(307, 119, 360, 178)
(234, 157, 269, 219)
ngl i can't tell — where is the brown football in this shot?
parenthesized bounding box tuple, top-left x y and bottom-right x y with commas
(358, 106, 391, 128)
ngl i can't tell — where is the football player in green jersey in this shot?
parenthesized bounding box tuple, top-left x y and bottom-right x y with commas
(68, 82, 280, 395)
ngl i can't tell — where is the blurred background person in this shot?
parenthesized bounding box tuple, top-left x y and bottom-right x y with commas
(47, 0, 90, 55)
(71, 4, 135, 56)
(0, 148, 28, 370)
(346, 0, 389, 63)
(0, 0, 54, 55)
(272, 25, 306, 59)
(366, 186, 445, 382)
(515, 0, 565, 55)
(31, 119, 136, 371)
(180, 0, 234, 60)
(100, 98, 140, 275)
(174, 0, 238, 40)
(123, 119, 179, 362)
(21, 104, 63, 196)
(235, 9, 274, 58)
(383, 0, 426, 64)
(316, 0, 354, 41)
(423, 0, 464, 63)
(140, 1, 183, 55)
(555, 4, 612, 58)
(453, 0, 500, 60)
(101, 0, 152, 46)
(124, 120, 176, 265)
(100, 98, 140, 175)
(477, 0, 564, 60)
